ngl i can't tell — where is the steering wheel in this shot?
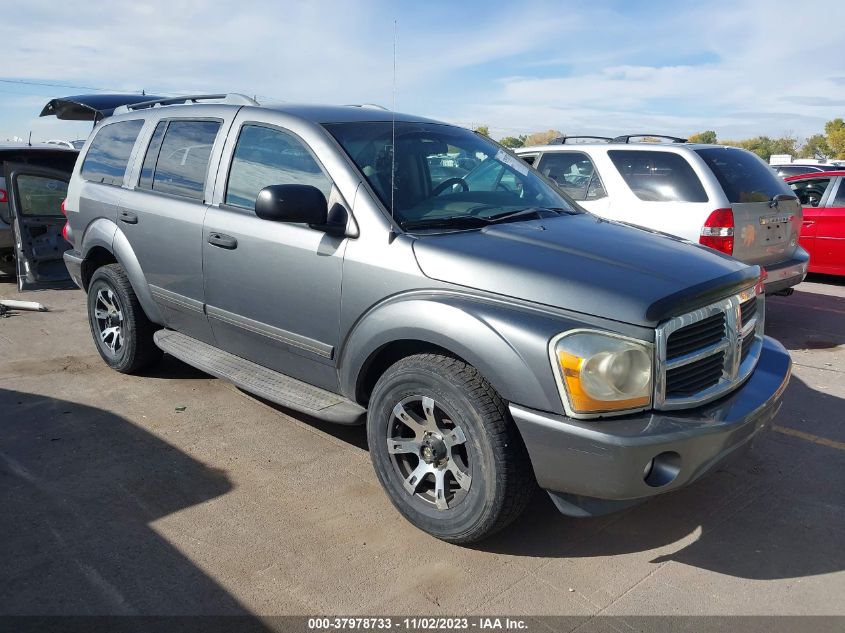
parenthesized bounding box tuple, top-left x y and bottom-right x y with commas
(432, 177, 469, 196)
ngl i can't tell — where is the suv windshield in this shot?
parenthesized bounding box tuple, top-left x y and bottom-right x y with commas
(696, 147, 793, 203)
(324, 122, 580, 230)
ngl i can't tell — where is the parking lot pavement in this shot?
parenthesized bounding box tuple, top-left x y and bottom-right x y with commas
(1, 276, 843, 620)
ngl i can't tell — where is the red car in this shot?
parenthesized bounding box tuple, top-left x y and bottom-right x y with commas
(785, 171, 845, 276)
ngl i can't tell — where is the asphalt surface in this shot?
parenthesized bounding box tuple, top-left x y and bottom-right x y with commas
(1, 275, 843, 622)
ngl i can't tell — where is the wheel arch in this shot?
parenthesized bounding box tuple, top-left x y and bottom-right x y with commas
(79, 218, 164, 324)
(340, 295, 564, 414)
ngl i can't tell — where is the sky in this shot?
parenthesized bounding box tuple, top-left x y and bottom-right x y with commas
(2, 0, 844, 144)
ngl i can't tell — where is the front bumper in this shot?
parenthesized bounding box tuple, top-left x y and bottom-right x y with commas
(762, 247, 809, 294)
(510, 336, 791, 517)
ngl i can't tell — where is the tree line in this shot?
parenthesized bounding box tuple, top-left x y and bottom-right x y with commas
(474, 118, 845, 162)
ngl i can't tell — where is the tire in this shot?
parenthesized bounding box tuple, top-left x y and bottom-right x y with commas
(367, 353, 535, 543)
(87, 263, 162, 373)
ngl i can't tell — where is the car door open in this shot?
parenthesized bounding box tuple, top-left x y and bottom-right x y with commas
(3, 162, 72, 291)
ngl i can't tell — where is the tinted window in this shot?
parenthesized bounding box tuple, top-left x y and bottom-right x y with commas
(225, 124, 332, 209)
(146, 120, 220, 200)
(608, 150, 708, 202)
(696, 147, 792, 203)
(80, 119, 144, 186)
(16, 175, 68, 216)
(536, 152, 605, 201)
(789, 177, 831, 207)
(834, 180, 845, 207)
(139, 121, 167, 189)
(776, 165, 821, 177)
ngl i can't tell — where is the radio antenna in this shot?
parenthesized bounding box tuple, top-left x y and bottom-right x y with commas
(390, 18, 397, 221)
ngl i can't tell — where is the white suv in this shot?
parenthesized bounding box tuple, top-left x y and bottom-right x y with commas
(515, 136, 809, 294)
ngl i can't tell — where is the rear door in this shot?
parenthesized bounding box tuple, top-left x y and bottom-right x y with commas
(2, 163, 72, 290)
(695, 147, 802, 266)
(787, 175, 834, 268)
(815, 176, 845, 274)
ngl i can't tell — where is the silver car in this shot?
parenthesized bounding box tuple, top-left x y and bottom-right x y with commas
(55, 94, 791, 543)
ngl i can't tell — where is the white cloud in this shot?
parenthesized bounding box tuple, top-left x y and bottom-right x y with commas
(2, 0, 844, 142)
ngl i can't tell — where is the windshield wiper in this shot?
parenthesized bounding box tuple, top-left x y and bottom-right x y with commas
(400, 215, 492, 230)
(400, 206, 580, 231)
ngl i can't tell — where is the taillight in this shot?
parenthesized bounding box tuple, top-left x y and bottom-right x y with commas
(0, 188, 7, 203)
(699, 208, 734, 255)
(60, 198, 70, 243)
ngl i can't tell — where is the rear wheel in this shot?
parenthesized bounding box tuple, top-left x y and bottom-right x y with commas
(367, 353, 534, 543)
(87, 264, 161, 373)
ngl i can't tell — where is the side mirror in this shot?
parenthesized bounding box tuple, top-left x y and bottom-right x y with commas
(255, 184, 328, 225)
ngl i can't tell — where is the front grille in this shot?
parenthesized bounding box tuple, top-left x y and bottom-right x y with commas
(740, 297, 756, 326)
(656, 288, 764, 409)
(666, 313, 725, 360)
(740, 330, 755, 363)
(666, 351, 725, 397)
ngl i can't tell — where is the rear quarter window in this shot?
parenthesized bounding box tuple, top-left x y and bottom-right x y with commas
(80, 119, 145, 186)
(696, 147, 793, 203)
(608, 150, 708, 202)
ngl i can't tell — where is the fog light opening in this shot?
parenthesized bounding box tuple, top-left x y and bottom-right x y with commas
(644, 451, 681, 488)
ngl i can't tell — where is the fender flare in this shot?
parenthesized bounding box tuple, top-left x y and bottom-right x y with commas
(81, 218, 164, 324)
(338, 293, 567, 414)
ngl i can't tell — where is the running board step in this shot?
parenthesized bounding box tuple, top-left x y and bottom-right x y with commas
(154, 330, 365, 424)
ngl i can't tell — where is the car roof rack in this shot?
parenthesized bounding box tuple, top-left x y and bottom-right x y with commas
(112, 93, 259, 115)
(611, 134, 688, 144)
(549, 135, 613, 144)
(345, 103, 389, 110)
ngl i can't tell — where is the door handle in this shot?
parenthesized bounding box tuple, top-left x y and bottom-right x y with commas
(119, 210, 138, 224)
(802, 220, 815, 226)
(207, 233, 238, 249)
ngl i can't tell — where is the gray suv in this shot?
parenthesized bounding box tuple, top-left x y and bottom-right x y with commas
(61, 94, 791, 543)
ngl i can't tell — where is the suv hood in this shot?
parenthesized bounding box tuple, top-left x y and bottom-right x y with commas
(412, 214, 759, 327)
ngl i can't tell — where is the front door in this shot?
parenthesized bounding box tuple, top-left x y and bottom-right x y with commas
(202, 122, 347, 391)
(3, 163, 72, 290)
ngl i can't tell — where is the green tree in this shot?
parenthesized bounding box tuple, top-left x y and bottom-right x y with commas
(799, 134, 830, 159)
(825, 118, 845, 159)
(499, 135, 527, 148)
(473, 124, 490, 137)
(720, 135, 797, 162)
(688, 130, 717, 144)
(524, 129, 564, 146)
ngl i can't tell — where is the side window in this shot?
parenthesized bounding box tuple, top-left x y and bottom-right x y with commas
(225, 124, 332, 209)
(519, 154, 537, 166)
(536, 152, 605, 201)
(138, 121, 167, 189)
(789, 178, 831, 208)
(139, 120, 221, 200)
(15, 175, 68, 216)
(834, 179, 845, 207)
(609, 150, 708, 202)
(80, 119, 145, 186)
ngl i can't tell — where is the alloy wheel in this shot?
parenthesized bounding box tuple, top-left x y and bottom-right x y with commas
(386, 395, 473, 511)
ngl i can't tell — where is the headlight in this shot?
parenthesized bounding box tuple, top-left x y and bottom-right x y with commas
(550, 330, 653, 416)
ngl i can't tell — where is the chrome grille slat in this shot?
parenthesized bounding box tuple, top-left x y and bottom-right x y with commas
(655, 286, 764, 410)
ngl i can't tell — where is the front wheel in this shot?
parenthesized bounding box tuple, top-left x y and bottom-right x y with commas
(367, 353, 535, 543)
(87, 264, 162, 373)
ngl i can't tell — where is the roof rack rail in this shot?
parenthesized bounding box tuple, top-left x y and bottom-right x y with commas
(345, 103, 389, 110)
(549, 135, 613, 145)
(611, 134, 688, 144)
(112, 93, 259, 115)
